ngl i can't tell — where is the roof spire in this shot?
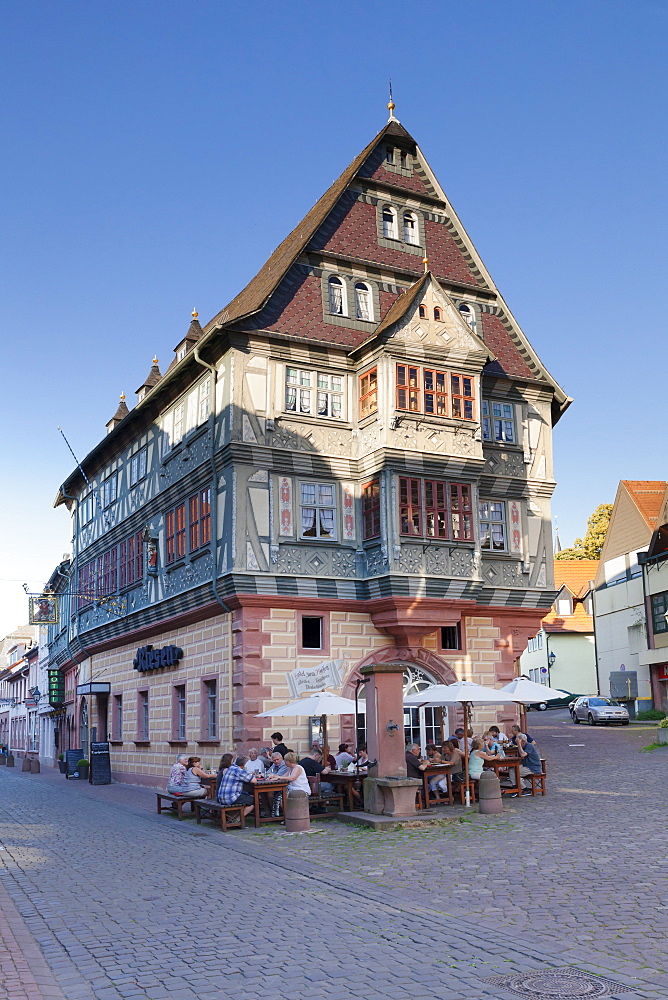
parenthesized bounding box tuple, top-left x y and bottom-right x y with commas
(422, 256, 429, 273)
(192, 308, 198, 319)
(387, 79, 397, 122)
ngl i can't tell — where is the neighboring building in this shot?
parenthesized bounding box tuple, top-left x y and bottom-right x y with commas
(520, 560, 598, 697)
(637, 503, 668, 711)
(594, 480, 668, 711)
(0, 625, 38, 756)
(49, 109, 570, 785)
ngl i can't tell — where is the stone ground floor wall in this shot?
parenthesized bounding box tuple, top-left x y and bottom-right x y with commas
(66, 602, 541, 787)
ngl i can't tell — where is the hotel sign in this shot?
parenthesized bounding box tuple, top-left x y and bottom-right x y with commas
(286, 659, 343, 699)
(133, 645, 183, 672)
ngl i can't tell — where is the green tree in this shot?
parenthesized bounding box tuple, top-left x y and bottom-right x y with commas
(555, 503, 613, 561)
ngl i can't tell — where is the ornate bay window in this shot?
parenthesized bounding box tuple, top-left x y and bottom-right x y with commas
(300, 483, 337, 539)
(399, 477, 473, 541)
(396, 364, 475, 420)
(285, 368, 343, 420)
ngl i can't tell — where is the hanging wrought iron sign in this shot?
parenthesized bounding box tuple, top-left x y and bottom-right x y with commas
(28, 595, 59, 625)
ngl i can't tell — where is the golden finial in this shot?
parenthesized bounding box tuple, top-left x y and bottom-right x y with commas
(192, 308, 198, 320)
(387, 79, 396, 121)
(152, 356, 159, 366)
(120, 392, 126, 401)
(422, 256, 429, 273)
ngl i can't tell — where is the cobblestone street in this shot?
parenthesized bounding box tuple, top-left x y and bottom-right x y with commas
(0, 712, 666, 1000)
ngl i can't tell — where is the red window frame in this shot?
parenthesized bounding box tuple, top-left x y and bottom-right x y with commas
(189, 488, 211, 552)
(423, 369, 448, 416)
(424, 480, 448, 538)
(362, 480, 381, 539)
(450, 374, 475, 420)
(166, 504, 186, 564)
(450, 484, 473, 540)
(359, 368, 378, 419)
(396, 365, 421, 412)
(399, 477, 422, 536)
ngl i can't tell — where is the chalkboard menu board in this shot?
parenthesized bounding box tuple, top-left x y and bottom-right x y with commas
(65, 748, 83, 779)
(90, 742, 111, 785)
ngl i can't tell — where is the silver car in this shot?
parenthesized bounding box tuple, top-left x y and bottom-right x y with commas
(572, 696, 630, 726)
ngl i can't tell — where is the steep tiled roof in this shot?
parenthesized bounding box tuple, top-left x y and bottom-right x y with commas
(543, 559, 598, 634)
(623, 481, 667, 529)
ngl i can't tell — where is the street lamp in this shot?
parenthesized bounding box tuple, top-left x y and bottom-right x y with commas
(548, 651, 556, 668)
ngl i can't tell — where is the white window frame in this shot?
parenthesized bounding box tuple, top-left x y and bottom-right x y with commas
(354, 282, 373, 322)
(198, 377, 211, 424)
(479, 500, 507, 552)
(458, 302, 477, 332)
(382, 205, 398, 240)
(403, 211, 419, 245)
(80, 491, 94, 525)
(285, 368, 344, 420)
(129, 448, 147, 487)
(299, 482, 338, 540)
(482, 400, 516, 444)
(328, 275, 347, 316)
(102, 474, 117, 508)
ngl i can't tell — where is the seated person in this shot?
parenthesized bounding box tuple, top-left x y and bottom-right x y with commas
(429, 740, 463, 794)
(216, 752, 234, 795)
(281, 752, 312, 796)
(510, 724, 536, 748)
(515, 734, 543, 791)
(442, 741, 466, 783)
(425, 743, 443, 763)
(489, 724, 509, 744)
(356, 747, 375, 771)
(448, 727, 473, 751)
(405, 743, 429, 780)
(259, 732, 289, 766)
(166, 754, 189, 795)
(482, 731, 505, 757)
(265, 750, 290, 817)
(244, 748, 266, 775)
(334, 743, 356, 770)
(179, 756, 212, 798)
(217, 754, 257, 817)
(467, 738, 500, 783)
(299, 750, 335, 795)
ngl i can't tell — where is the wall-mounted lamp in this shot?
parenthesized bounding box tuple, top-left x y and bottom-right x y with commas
(548, 651, 556, 668)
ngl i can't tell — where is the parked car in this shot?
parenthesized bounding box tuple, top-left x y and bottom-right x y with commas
(571, 696, 630, 726)
(527, 691, 582, 711)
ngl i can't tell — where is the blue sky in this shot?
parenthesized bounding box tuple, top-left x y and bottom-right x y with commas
(2, 0, 666, 637)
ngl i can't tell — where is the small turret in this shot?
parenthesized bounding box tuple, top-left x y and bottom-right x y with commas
(135, 356, 162, 402)
(106, 392, 130, 434)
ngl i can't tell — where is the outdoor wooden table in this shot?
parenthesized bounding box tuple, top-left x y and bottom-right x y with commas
(201, 775, 217, 800)
(252, 777, 289, 824)
(327, 771, 364, 811)
(422, 763, 454, 806)
(483, 756, 523, 792)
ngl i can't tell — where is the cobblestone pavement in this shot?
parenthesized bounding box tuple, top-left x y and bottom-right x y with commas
(0, 712, 665, 1000)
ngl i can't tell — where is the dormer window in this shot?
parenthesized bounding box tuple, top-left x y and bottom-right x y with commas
(382, 206, 398, 240)
(433, 307, 442, 321)
(354, 282, 373, 321)
(328, 275, 346, 315)
(403, 211, 419, 245)
(400, 150, 408, 168)
(385, 146, 394, 164)
(458, 302, 477, 333)
(176, 346, 187, 361)
(419, 305, 427, 319)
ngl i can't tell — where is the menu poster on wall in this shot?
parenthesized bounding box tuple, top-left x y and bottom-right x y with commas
(65, 748, 83, 779)
(90, 742, 111, 785)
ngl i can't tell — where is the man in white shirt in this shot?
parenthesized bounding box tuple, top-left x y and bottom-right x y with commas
(244, 748, 266, 775)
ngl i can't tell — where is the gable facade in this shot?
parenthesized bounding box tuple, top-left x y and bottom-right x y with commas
(48, 115, 570, 784)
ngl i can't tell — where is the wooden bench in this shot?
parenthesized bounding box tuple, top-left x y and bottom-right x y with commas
(526, 760, 547, 796)
(194, 798, 245, 831)
(156, 792, 198, 820)
(307, 776, 345, 814)
(455, 780, 477, 805)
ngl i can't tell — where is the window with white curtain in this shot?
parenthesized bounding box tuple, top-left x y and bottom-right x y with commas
(382, 206, 398, 239)
(300, 483, 337, 539)
(479, 500, 507, 551)
(354, 282, 373, 321)
(403, 211, 419, 244)
(328, 275, 346, 315)
(482, 400, 516, 443)
(285, 368, 343, 419)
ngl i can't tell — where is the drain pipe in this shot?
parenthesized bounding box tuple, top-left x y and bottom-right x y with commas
(193, 345, 234, 746)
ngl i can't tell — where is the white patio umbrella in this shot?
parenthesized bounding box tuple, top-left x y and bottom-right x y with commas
(256, 691, 358, 765)
(404, 680, 515, 806)
(499, 677, 569, 733)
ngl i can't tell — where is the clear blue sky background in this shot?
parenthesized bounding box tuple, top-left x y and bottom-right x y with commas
(2, 0, 666, 637)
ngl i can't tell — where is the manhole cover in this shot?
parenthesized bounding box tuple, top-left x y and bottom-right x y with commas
(484, 967, 631, 998)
